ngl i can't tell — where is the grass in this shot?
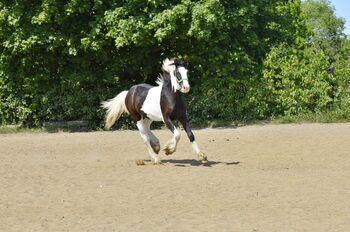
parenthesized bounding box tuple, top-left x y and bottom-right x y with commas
(190, 110, 350, 129)
(272, 110, 350, 124)
(0, 125, 44, 134)
(0, 121, 91, 134)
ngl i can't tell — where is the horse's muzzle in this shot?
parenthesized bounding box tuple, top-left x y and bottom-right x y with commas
(181, 85, 190, 93)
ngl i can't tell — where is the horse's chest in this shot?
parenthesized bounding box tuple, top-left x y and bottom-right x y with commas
(140, 86, 163, 121)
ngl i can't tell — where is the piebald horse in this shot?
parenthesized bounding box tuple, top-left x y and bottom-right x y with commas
(101, 58, 207, 164)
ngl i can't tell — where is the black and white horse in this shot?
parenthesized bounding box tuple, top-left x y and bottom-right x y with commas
(101, 58, 207, 164)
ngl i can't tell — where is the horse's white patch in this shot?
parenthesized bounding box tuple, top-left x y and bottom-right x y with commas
(178, 67, 188, 83)
(178, 67, 190, 93)
(164, 127, 181, 155)
(141, 85, 164, 122)
(170, 71, 180, 92)
(137, 119, 160, 163)
(173, 128, 181, 141)
(191, 141, 201, 154)
(162, 58, 176, 73)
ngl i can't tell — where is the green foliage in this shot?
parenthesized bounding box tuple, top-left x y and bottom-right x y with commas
(301, 0, 346, 61)
(332, 39, 350, 111)
(186, 0, 307, 124)
(263, 44, 333, 116)
(0, 0, 349, 128)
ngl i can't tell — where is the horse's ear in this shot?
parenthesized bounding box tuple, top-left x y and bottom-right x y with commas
(173, 58, 180, 66)
(173, 58, 188, 67)
(185, 60, 189, 68)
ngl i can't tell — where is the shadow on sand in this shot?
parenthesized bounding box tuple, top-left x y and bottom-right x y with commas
(160, 159, 240, 167)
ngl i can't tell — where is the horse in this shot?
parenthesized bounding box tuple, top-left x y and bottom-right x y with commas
(101, 58, 207, 164)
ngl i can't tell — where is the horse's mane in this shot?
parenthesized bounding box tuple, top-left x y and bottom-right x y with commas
(162, 58, 176, 73)
(156, 58, 176, 86)
(156, 74, 165, 86)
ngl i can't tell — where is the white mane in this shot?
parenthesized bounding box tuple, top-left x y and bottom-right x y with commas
(156, 58, 179, 92)
(162, 58, 176, 73)
(156, 74, 164, 86)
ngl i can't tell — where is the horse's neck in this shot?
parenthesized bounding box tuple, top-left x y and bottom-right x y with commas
(161, 72, 181, 100)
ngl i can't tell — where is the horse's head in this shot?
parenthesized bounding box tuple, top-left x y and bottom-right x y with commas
(173, 59, 190, 93)
(162, 58, 191, 93)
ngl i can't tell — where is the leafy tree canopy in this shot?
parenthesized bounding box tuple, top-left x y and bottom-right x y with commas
(2, 0, 349, 127)
(301, 0, 346, 61)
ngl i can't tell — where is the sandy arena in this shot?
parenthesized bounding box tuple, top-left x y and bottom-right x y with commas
(1, 123, 350, 231)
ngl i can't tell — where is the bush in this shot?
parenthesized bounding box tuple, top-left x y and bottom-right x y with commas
(262, 44, 334, 116)
(0, 1, 323, 128)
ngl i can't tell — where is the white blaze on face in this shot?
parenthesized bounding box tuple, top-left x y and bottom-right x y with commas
(178, 66, 190, 93)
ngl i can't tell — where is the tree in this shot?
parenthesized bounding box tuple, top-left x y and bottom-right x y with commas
(263, 44, 333, 116)
(0, 0, 306, 127)
(301, 0, 346, 62)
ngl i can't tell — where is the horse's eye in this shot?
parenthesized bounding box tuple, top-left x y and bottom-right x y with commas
(175, 71, 182, 80)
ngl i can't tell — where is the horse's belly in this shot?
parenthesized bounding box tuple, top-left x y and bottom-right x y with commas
(141, 86, 163, 121)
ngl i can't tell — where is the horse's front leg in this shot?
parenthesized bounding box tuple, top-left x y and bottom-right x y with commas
(179, 118, 207, 162)
(136, 119, 161, 164)
(163, 117, 180, 155)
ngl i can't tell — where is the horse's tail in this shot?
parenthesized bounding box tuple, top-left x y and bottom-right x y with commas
(101, 91, 129, 129)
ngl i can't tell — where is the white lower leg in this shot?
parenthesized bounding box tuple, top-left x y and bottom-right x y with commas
(191, 140, 207, 162)
(139, 133, 158, 158)
(191, 141, 201, 154)
(137, 120, 161, 164)
(145, 137, 161, 164)
(164, 128, 180, 155)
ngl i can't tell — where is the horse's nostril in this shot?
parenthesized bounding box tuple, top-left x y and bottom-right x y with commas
(183, 86, 190, 92)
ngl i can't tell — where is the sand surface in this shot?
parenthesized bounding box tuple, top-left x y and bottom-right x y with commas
(1, 123, 350, 232)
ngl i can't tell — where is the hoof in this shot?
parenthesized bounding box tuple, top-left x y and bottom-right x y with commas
(198, 152, 208, 163)
(163, 148, 174, 155)
(135, 159, 146, 166)
(163, 139, 177, 155)
(163, 145, 176, 155)
(153, 157, 162, 165)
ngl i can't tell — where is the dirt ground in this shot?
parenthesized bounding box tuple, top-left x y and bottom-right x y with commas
(0, 123, 350, 232)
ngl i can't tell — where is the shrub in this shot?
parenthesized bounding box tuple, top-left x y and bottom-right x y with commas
(263, 44, 334, 116)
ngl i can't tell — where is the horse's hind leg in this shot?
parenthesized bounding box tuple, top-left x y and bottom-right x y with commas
(136, 119, 161, 164)
(143, 119, 160, 154)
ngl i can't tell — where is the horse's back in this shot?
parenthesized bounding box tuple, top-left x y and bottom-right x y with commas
(132, 83, 154, 90)
(127, 83, 154, 105)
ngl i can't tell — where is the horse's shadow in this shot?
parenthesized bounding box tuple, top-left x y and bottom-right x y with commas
(159, 159, 240, 167)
